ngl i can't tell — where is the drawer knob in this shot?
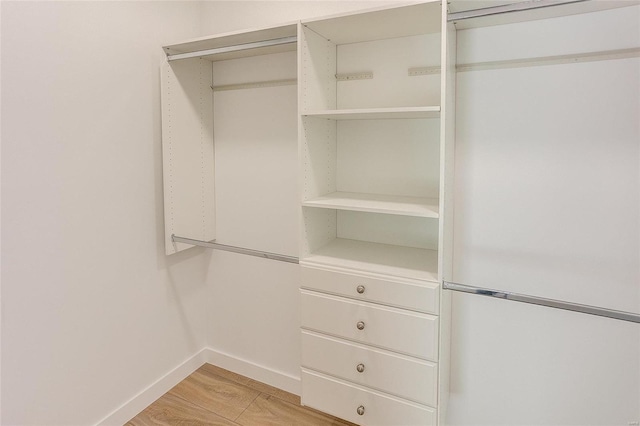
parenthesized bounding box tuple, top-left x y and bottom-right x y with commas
(357, 405, 365, 416)
(356, 363, 365, 373)
(356, 285, 365, 294)
(356, 321, 365, 330)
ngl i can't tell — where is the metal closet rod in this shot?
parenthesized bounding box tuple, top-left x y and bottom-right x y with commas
(443, 281, 640, 324)
(172, 234, 299, 264)
(448, 0, 589, 22)
(172, 234, 638, 322)
(167, 36, 298, 62)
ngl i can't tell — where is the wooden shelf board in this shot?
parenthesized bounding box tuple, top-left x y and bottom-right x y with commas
(302, 238, 438, 282)
(303, 192, 439, 218)
(303, 106, 441, 120)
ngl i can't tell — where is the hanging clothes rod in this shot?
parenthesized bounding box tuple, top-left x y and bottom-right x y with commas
(448, 0, 589, 22)
(443, 281, 640, 324)
(166, 36, 298, 61)
(171, 234, 299, 264)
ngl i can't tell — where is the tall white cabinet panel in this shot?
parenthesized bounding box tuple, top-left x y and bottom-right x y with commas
(160, 5, 455, 425)
(160, 59, 215, 255)
(298, 2, 454, 425)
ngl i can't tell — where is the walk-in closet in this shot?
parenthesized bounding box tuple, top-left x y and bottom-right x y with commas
(1, 1, 638, 425)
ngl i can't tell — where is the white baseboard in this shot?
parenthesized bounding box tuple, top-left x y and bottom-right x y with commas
(204, 347, 301, 396)
(95, 347, 301, 425)
(96, 348, 208, 426)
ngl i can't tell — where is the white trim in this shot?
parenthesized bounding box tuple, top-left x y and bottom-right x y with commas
(95, 349, 208, 425)
(205, 348, 301, 396)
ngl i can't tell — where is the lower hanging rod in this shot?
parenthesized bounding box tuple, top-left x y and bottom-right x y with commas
(172, 234, 299, 264)
(443, 281, 640, 324)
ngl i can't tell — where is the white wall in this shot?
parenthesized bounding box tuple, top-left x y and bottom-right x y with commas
(199, 1, 401, 35)
(1, 2, 211, 424)
(449, 6, 640, 425)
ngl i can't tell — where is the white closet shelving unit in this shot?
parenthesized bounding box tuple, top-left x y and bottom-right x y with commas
(160, 23, 298, 255)
(159, 1, 638, 425)
(161, 2, 456, 424)
(298, 2, 455, 425)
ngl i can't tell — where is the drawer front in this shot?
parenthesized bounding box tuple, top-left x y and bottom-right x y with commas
(302, 369, 436, 426)
(301, 331, 437, 406)
(301, 290, 439, 361)
(301, 266, 439, 314)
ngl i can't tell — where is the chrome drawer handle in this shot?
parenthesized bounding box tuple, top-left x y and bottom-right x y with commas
(357, 405, 365, 416)
(356, 363, 365, 373)
(356, 321, 365, 330)
(356, 285, 365, 294)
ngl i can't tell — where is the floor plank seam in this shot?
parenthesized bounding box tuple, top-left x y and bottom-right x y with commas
(167, 387, 243, 423)
(234, 391, 262, 421)
(128, 366, 353, 425)
(165, 389, 232, 422)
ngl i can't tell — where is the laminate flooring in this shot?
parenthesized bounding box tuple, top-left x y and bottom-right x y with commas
(126, 364, 356, 426)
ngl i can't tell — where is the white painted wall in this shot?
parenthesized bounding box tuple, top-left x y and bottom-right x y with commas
(449, 6, 640, 425)
(199, 1, 401, 35)
(1, 2, 211, 424)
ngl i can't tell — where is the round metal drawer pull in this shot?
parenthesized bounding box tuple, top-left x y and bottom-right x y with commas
(356, 285, 365, 294)
(356, 321, 365, 330)
(357, 405, 365, 416)
(356, 363, 365, 373)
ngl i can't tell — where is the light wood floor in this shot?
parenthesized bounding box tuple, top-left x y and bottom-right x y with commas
(126, 363, 356, 426)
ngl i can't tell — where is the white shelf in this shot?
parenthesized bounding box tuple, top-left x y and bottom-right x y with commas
(163, 23, 297, 62)
(450, 1, 635, 30)
(302, 238, 438, 282)
(303, 192, 439, 218)
(301, 2, 442, 44)
(303, 107, 441, 120)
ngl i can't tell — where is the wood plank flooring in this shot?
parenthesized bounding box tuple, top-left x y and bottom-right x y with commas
(126, 364, 356, 426)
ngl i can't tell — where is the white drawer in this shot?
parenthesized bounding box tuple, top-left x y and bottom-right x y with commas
(302, 369, 436, 426)
(301, 331, 437, 406)
(301, 290, 439, 361)
(301, 265, 439, 314)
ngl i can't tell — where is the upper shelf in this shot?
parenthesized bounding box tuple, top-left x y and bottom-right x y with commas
(303, 106, 441, 120)
(301, 1, 442, 45)
(163, 23, 297, 62)
(449, 0, 638, 30)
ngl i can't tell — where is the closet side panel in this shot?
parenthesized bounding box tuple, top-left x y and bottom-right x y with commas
(438, 15, 457, 426)
(161, 59, 215, 255)
(300, 25, 337, 112)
